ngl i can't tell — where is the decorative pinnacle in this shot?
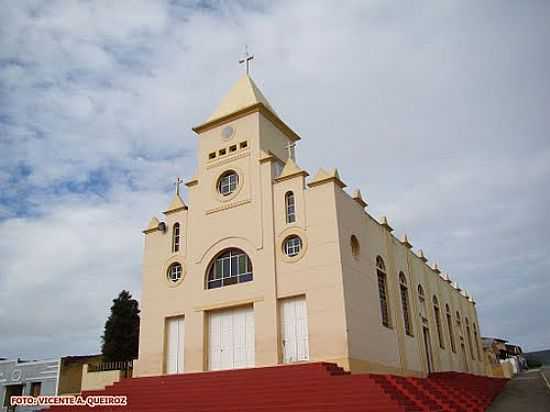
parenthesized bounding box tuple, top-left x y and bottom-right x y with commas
(417, 249, 428, 262)
(380, 216, 393, 232)
(351, 189, 368, 208)
(400, 233, 412, 249)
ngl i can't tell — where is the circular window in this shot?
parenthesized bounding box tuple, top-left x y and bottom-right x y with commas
(284, 235, 303, 257)
(222, 125, 234, 140)
(217, 170, 239, 197)
(167, 262, 183, 283)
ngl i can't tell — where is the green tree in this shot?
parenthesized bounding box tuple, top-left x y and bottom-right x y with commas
(101, 290, 140, 362)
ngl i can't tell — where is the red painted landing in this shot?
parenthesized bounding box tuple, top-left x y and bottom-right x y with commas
(48, 362, 508, 411)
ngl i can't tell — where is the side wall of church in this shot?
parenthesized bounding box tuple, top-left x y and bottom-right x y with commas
(333, 189, 486, 376)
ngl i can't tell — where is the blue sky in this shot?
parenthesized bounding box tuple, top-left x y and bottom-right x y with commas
(0, 0, 549, 359)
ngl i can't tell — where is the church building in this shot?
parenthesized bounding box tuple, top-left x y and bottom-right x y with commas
(133, 72, 485, 378)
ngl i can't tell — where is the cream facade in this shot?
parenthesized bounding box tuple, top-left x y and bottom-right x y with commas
(133, 74, 485, 378)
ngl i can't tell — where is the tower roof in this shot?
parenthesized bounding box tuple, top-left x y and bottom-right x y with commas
(206, 74, 276, 123)
(194, 74, 300, 141)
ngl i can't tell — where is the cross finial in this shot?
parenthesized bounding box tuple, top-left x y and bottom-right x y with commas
(285, 142, 296, 161)
(239, 44, 254, 75)
(174, 177, 183, 196)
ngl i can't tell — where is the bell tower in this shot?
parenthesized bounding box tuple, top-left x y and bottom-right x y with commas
(192, 73, 300, 170)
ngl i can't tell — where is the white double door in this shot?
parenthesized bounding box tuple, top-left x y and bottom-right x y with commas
(281, 296, 310, 363)
(166, 317, 185, 374)
(208, 306, 255, 371)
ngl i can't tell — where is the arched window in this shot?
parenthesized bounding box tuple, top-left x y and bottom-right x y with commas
(446, 304, 456, 353)
(285, 191, 296, 224)
(167, 262, 182, 283)
(433, 296, 445, 349)
(473, 323, 481, 359)
(418, 285, 425, 302)
(207, 248, 252, 289)
(465, 317, 475, 360)
(217, 170, 239, 196)
(417, 285, 426, 316)
(376, 256, 391, 328)
(399, 272, 412, 336)
(172, 223, 180, 253)
(350, 235, 360, 258)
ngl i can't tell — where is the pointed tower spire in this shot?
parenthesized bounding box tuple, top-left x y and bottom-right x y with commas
(204, 74, 276, 123)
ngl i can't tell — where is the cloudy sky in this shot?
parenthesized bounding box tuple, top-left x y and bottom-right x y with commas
(1, 0, 549, 359)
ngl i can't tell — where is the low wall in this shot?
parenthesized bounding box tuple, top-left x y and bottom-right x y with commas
(81, 364, 124, 391)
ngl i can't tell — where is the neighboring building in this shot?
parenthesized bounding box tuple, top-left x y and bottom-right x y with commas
(0, 358, 58, 412)
(0, 355, 102, 411)
(133, 74, 486, 378)
(482, 337, 526, 378)
(57, 355, 103, 395)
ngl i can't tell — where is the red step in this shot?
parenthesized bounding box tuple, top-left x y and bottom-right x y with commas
(46, 362, 508, 412)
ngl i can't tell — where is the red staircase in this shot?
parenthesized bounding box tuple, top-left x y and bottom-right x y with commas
(47, 362, 507, 412)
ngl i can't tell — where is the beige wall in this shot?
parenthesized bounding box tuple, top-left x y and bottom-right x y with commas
(134, 93, 487, 378)
(81, 365, 123, 392)
(57, 355, 103, 395)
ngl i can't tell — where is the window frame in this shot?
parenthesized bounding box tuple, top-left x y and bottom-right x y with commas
(172, 223, 180, 253)
(284, 235, 302, 257)
(376, 256, 391, 328)
(350, 235, 360, 258)
(167, 262, 183, 283)
(465, 317, 475, 360)
(217, 171, 239, 196)
(433, 295, 445, 349)
(207, 248, 253, 289)
(473, 323, 481, 360)
(285, 191, 296, 224)
(30, 382, 41, 397)
(399, 272, 413, 336)
(446, 304, 457, 353)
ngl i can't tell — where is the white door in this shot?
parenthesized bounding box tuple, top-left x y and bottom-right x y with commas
(281, 296, 309, 363)
(165, 317, 185, 374)
(208, 306, 255, 371)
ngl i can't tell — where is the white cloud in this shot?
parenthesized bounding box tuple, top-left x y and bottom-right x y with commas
(1, 0, 549, 357)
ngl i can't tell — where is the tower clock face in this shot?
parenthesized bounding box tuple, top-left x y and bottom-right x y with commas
(222, 126, 234, 140)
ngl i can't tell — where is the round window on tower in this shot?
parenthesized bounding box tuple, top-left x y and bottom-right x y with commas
(167, 262, 183, 284)
(283, 235, 303, 258)
(222, 125, 235, 140)
(217, 170, 239, 197)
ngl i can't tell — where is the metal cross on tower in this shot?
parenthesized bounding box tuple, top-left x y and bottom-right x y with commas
(174, 177, 183, 196)
(239, 45, 254, 75)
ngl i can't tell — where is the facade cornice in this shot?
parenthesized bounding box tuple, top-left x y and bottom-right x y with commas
(143, 216, 160, 234)
(308, 168, 346, 189)
(193, 103, 301, 142)
(275, 170, 309, 183)
(185, 176, 199, 187)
